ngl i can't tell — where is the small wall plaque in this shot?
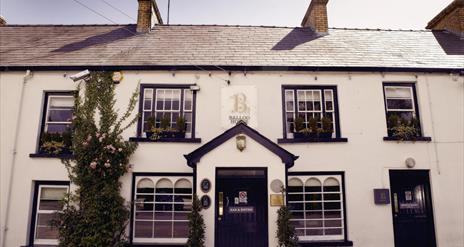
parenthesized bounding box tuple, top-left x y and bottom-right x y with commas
(200, 179, 211, 193)
(200, 195, 211, 209)
(228, 206, 255, 214)
(270, 194, 284, 207)
(374, 189, 390, 205)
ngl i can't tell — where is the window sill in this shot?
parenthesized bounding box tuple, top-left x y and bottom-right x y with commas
(299, 240, 353, 247)
(29, 153, 74, 159)
(277, 137, 348, 144)
(383, 136, 432, 142)
(129, 137, 202, 143)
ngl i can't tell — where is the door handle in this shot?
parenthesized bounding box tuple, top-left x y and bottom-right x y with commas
(218, 192, 224, 220)
(393, 193, 399, 216)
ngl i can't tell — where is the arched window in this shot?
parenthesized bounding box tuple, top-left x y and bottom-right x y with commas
(133, 176, 193, 243)
(288, 174, 345, 241)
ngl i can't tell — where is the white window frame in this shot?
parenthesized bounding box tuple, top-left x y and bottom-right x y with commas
(384, 85, 416, 116)
(33, 184, 69, 246)
(44, 95, 74, 133)
(288, 174, 345, 242)
(133, 176, 193, 244)
(141, 87, 194, 138)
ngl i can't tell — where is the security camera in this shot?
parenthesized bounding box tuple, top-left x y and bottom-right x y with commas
(69, 70, 90, 82)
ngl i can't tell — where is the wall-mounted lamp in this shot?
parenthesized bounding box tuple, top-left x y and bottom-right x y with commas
(236, 134, 246, 152)
(190, 84, 200, 91)
(405, 157, 416, 168)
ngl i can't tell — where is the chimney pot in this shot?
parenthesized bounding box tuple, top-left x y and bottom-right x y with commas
(301, 0, 329, 34)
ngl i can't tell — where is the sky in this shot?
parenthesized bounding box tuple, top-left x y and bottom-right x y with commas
(0, 0, 452, 29)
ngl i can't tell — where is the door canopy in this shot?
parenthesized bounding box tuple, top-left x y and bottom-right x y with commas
(184, 121, 298, 168)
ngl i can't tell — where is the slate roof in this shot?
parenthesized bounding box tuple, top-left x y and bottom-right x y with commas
(0, 24, 463, 70)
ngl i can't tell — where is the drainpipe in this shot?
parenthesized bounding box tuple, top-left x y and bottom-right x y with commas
(2, 70, 32, 247)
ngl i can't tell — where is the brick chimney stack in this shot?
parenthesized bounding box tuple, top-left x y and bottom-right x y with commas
(301, 0, 329, 34)
(137, 0, 163, 33)
(0, 16, 6, 26)
(426, 0, 464, 37)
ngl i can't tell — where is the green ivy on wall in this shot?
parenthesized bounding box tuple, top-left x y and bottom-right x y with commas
(53, 71, 139, 247)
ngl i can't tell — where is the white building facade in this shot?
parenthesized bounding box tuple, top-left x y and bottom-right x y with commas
(1, 1, 463, 247)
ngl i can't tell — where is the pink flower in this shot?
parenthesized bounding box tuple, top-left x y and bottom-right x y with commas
(99, 137, 103, 142)
(90, 162, 97, 169)
(86, 135, 92, 141)
(102, 133, 107, 138)
(104, 162, 111, 168)
(83, 141, 88, 147)
(96, 132, 100, 138)
(118, 148, 123, 152)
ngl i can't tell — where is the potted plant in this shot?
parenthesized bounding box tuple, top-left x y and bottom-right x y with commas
(308, 117, 319, 138)
(174, 116, 187, 138)
(145, 115, 156, 139)
(319, 117, 333, 138)
(387, 114, 400, 136)
(293, 117, 306, 139)
(391, 117, 419, 141)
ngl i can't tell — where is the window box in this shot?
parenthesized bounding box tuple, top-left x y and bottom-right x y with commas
(278, 137, 348, 144)
(29, 153, 74, 159)
(383, 136, 432, 142)
(282, 86, 344, 141)
(129, 137, 202, 143)
(299, 240, 353, 246)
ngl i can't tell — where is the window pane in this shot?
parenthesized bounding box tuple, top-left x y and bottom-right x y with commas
(48, 109, 73, 122)
(134, 221, 153, 238)
(49, 97, 73, 108)
(173, 221, 188, 238)
(386, 99, 413, 110)
(307, 229, 323, 236)
(324, 210, 342, 219)
(306, 211, 323, 219)
(306, 220, 323, 228)
(385, 87, 412, 98)
(37, 213, 56, 226)
(325, 228, 343, 235)
(36, 225, 59, 239)
(154, 221, 172, 238)
(46, 124, 70, 133)
(184, 89, 193, 111)
(285, 90, 294, 111)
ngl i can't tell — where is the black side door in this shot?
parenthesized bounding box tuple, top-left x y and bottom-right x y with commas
(390, 170, 437, 247)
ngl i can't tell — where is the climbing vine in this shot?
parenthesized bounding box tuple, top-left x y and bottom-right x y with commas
(53, 71, 139, 247)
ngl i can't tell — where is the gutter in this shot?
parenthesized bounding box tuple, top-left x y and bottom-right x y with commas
(0, 65, 463, 74)
(2, 70, 32, 247)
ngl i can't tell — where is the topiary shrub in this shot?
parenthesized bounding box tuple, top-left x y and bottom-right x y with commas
(276, 187, 299, 247)
(52, 71, 139, 247)
(187, 195, 206, 247)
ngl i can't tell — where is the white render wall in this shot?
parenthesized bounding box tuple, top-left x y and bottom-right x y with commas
(1, 70, 463, 247)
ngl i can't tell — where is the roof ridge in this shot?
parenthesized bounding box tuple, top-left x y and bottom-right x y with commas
(156, 24, 301, 29)
(330, 27, 431, 32)
(0, 24, 136, 27)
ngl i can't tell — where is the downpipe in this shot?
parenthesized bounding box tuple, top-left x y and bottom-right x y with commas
(2, 70, 32, 247)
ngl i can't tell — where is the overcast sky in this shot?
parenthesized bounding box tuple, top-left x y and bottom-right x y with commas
(0, 0, 451, 29)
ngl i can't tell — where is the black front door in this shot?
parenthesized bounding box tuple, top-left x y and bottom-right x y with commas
(390, 170, 436, 247)
(215, 168, 268, 247)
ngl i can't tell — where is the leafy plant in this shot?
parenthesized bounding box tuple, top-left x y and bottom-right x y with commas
(387, 114, 421, 140)
(294, 117, 305, 133)
(41, 141, 65, 154)
(146, 115, 156, 131)
(387, 114, 400, 130)
(176, 116, 187, 133)
(320, 117, 333, 133)
(187, 195, 206, 247)
(276, 187, 298, 247)
(159, 115, 171, 130)
(391, 125, 418, 141)
(52, 71, 139, 247)
(308, 117, 318, 135)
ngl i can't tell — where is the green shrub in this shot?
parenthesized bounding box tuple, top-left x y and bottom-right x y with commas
(187, 195, 206, 247)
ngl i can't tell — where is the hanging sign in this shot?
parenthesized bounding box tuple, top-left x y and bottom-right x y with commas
(221, 86, 258, 129)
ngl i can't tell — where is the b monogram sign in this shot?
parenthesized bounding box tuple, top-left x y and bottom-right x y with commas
(221, 86, 258, 128)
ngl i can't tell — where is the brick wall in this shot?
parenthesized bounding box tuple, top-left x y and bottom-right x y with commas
(137, 0, 152, 33)
(427, 0, 464, 37)
(301, 0, 329, 33)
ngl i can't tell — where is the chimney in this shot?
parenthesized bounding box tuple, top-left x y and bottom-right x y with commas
(137, 0, 163, 33)
(426, 0, 464, 37)
(301, 0, 329, 34)
(0, 16, 6, 26)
